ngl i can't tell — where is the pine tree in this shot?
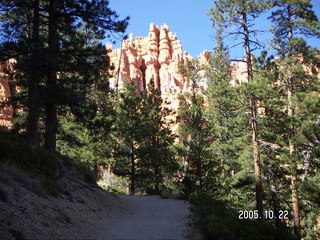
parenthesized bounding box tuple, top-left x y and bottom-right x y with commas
(28, 0, 41, 142)
(57, 83, 116, 183)
(269, 1, 320, 238)
(113, 82, 143, 195)
(44, 0, 58, 151)
(139, 80, 177, 192)
(0, 0, 46, 142)
(0, 0, 129, 152)
(113, 80, 177, 194)
(208, 0, 267, 217)
(44, 0, 128, 152)
(178, 59, 210, 196)
(205, 20, 250, 201)
(253, 51, 291, 230)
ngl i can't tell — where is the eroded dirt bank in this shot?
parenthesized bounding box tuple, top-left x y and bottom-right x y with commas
(0, 165, 126, 240)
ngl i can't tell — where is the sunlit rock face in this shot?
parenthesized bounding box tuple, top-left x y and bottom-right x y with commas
(107, 23, 198, 94)
(106, 23, 258, 136)
(0, 59, 14, 130)
(107, 23, 209, 133)
(106, 23, 256, 96)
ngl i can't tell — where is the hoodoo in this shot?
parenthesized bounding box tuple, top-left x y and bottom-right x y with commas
(107, 23, 195, 94)
(107, 24, 212, 133)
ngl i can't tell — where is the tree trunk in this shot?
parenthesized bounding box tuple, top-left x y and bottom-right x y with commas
(291, 173, 301, 239)
(154, 165, 160, 191)
(45, 103, 57, 151)
(270, 170, 281, 229)
(130, 142, 135, 195)
(45, 0, 58, 152)
(94, 160, 98, 183)
(154, 137, 161, 192)
(242, 12, 263, 218)
(286, 9, 301, 238)
(288, 83, 301, 240)
(27, 0, 40, 143)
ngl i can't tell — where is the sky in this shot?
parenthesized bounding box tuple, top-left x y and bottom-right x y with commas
(107, 0, 320, 59)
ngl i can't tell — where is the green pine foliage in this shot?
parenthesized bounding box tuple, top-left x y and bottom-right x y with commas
(177, 59, 222, 198)
(0, 131, 56, 180)
(209, 0, 269, 218)
(205, 26, 251, 203)
(0, 0, 129, 149)
(138, 80, 178, 192)
(193, 0, 320, 238)
(1, 1, 320, 238)
(112, 81, 176, 194)
(112, 82, 142, 194)
(191, 195, 294, 240)
(268, 1, 320, 238)
(0, 0, 128, 185)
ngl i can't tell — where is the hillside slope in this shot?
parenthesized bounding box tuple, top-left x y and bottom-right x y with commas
(0, 165, 127, 240)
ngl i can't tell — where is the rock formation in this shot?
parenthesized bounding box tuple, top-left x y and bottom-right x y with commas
(0, 59, 14, 130)
(108, 23, 194, 95)
(107, 23, 205, 131)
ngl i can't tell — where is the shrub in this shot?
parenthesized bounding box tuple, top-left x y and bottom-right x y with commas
(0, 132, 57, 195)
(190, 194, 294, 240)
(0, 132, 56, 179)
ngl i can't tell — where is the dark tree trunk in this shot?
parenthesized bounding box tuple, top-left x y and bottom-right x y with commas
(130, 142, 135, 195)
(270, 179, 281, 229)
(154, 161, 160, 192)
(291, 174, 301, 239)
(288, 82, 301, 239)
(45, 103, 57, 151)
(94, 160, 98, 182)
(45, 0, 58, 152)
(154, 137, 160, 191)
(27, 0, 40, 143)
(241, 12, 263, 219)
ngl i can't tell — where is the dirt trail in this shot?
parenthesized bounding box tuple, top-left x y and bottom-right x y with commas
(94, 195, 191, 240)
(0, 165, 192, 240)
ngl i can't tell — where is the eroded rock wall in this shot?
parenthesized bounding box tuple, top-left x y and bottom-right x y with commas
(107, 24, 207, 133)
(107, 23, 196, 94)
(0, 59, 14, 130)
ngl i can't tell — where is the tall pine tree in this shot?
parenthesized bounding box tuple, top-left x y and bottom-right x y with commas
(269, 1, 320, 238)
(139, 80, 177, 192)
(113, 81, 176, 194)
(208, 0, 267, 217)
(205, 19, 250, 202)
(178, 59, 210, 196)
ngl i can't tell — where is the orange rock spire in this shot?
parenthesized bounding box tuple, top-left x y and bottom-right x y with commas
(107, 23, 194, 94)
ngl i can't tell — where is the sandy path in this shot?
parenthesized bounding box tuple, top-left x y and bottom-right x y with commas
(94, 195, 191, 240)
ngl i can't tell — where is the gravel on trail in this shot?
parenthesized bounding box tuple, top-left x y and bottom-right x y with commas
(95, 195, 191, 240)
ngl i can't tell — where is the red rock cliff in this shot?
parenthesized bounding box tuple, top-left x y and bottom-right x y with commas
(107, 23, 209, 134)
(107, 23, 199, 94)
